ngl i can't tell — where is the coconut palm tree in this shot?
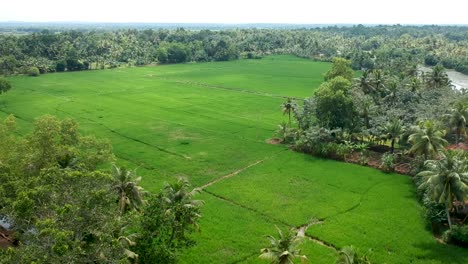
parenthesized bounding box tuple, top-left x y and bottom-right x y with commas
(425, 65, 451, 89)
(417, 150, 468, 229)
(337, 246, 357, 264)
(259, 226, 307, 264)
(408, 120, 448, 160)
(382, 119, 405, 153)
(111, 164, 146, 214)
(336, 246, 371, 264)
(445, 102, 468, 144)
(282, 98, 296, 125)
(163, 178, 203, 242)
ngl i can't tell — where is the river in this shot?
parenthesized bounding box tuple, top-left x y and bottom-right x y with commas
(419, 66, 468, 91)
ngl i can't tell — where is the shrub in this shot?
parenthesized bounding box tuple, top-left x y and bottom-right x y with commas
(275, 122, 299, 144)
(0, 78, 12, 94)
(56, 61, 66, 72)
(443, 225, 468, 247)
(27, 66, 40, 77)
(380, 153, 395, 172)
(422, 196, 446, 225)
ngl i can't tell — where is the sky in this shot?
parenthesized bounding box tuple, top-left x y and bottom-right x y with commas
(1, 0, 468, 25)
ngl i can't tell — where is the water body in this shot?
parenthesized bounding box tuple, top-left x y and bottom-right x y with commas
(419, 66, 468, 90)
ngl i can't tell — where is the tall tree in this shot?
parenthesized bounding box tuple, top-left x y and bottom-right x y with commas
(111, 164, 146, 214)
(445, 102, 468, 144)
(417, 150, 468, 229)
(408, 120, 448, 160)
(315, 77, 356, 130)
(382, 119, 405, 153)
(282, 98, 296, 125)
(425, 65, 451, 89)
(325, 57, 354, 81)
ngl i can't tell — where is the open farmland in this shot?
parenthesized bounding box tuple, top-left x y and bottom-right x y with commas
(1, 55, 467, 263)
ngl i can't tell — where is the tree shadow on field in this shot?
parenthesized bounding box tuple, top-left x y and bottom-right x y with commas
(413, 242, 468, 264)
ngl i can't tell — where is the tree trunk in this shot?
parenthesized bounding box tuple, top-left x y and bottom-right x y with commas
(391, 139, 395, 153)
(288, 110, 291, 126)
(446, 207, 453, 229)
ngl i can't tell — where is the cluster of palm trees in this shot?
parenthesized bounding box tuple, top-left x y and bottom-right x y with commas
(417, 150, 468, 229)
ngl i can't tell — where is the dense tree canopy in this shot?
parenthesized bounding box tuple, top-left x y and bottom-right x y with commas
(0, 25, 467, 75)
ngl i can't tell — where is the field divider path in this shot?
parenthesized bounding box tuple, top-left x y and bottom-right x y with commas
(199, 159, 265, 189)
(149, 76, 300, 100)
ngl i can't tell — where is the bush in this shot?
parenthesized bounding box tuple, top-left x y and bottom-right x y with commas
(380, 153, 395, 172)
(56, 61, 66, 72)
(443, 225, 468, 247)
(422, 196, 446, 225)
(0, 78, 12, 94)
(27, 66, 40, 77)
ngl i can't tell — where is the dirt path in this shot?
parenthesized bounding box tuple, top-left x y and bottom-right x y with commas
(199, 159, 265, 189)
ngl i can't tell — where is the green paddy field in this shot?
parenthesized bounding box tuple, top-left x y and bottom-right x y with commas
(1, 55, 467, 263)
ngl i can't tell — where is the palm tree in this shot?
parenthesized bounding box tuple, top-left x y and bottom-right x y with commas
(445, 102, 468, 144)
(163, 178, 203, 242)
(425, 65, 451, 89)
(408, 120, 448, 160)
(356, 70, 373, 95)
(337, 246, 357, 264)
(417, 150, 468, 229)
(407, 76, 422, 93)
(336, 246, 371, 264)
(111, 164, 146, 214)
(382, 119, 405, 153)
(282, 98, 296, 125)
(259, 226, 307, 264)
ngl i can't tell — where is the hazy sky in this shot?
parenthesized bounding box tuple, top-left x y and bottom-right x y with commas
(1, 0, 468, 24)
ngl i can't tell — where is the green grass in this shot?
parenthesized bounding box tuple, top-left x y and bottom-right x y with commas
(1, 55, 467, 263)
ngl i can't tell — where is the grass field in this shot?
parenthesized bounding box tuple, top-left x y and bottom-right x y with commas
(1, 55, 467, 263)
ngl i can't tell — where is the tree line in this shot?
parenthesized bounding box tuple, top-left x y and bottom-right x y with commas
(0, 25, 467, 76)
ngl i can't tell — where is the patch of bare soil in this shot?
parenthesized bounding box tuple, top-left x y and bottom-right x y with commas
(266, 138, 282, 145)
(0, 226, 14, 248)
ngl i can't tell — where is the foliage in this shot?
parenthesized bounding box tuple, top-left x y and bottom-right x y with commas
(112, 164, 147, 214)
(325, 57, 354, 81)
(0, 115, 128, 263)
(417, 150, 468, 229)
(26, 66, 40, 77)
(422, 195, 447, 224)
(259, 226, 307, 264)
(443, 225, 468, 247)
(381, 119, 405, 153)
(380, 153, 396, 173)
(0, 78, 11, 94)
(444, 101, 468, 144)
(276, 122, 299, 144)
(408, 120, 448, 160)
(314, 77, 356, 130)
(282, 98, 297, 125)
(133, 178, 203, 264)
(336, 246, 372, 264)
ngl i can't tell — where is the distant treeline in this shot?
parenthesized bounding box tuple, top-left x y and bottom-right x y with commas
(0, 25, 467, 75)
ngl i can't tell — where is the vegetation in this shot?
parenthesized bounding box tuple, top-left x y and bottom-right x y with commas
(417, 150, 468, 229)
(259, 226, 307, 264)
(1, 25, 468, 75)
(0, 115, 202, 263)
(0, 78, 11, 94)
(1, 56, 467, 263)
